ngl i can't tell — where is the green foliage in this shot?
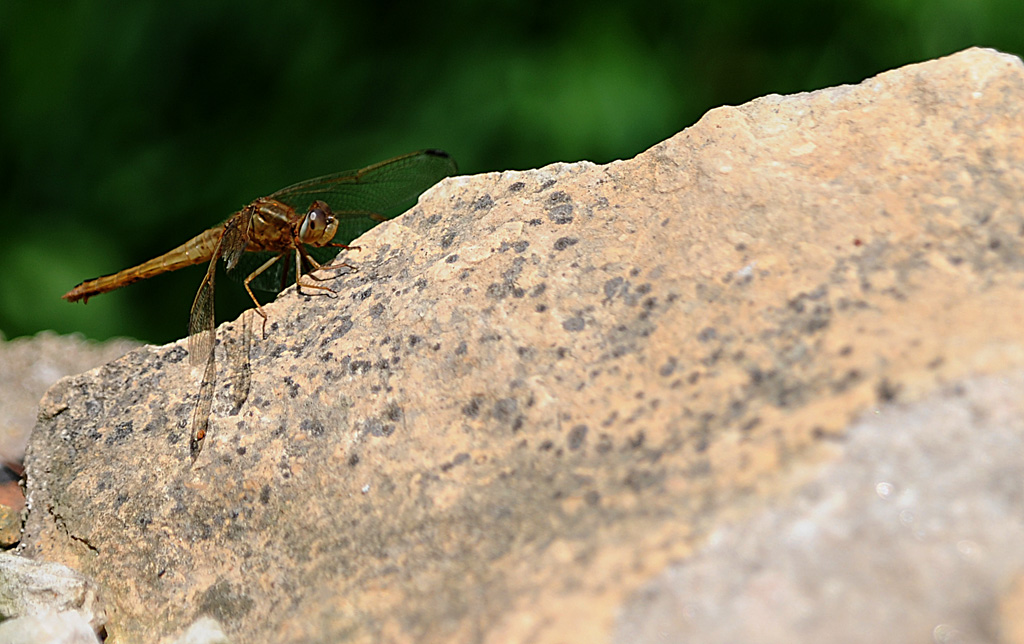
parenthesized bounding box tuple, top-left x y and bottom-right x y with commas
(1, 0, 1021, 343)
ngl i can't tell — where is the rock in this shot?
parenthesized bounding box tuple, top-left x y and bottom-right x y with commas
(19, 46, 1024, 643)
(0, 503, 22, 548)
(0, 553, 105, 632)
(170, 616, 232, 644)
(0, 331, 139, 465)
(613, 369, 1024, 644)
(0, 610, 101, 644)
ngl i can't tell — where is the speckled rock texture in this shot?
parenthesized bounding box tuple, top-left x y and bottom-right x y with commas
(21, 47, 1024, 643)
(0, 331, 139, 464)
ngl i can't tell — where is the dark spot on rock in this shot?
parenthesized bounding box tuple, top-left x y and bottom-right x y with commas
(283, 376, 300, 398)
(300, 418, 325, 437)
(441, 452, 470, 472)
(349, 360, 372, 374)
(441, 232, 457, 249)
(742, 417, 762, 432)
(539, 179, 557, 191)
(548, 204, 574, 224)
(327, 317, 353, 342)
(530, 283, 546, 297)
(455, 341, 468, 356)
(512, 415, 524, 432)
(259, 485, 271, 504)
(624, 468, 663, 492)
(508, 181, 525, 193)
(659, 357, 677, 377)
(513, 240, 529, 252)
(554, 237, 579, 251)
(567, 424, 588, 450)
(408, 335, 422, 348)
(446, 254, 459, 263)
(539, 440, 554, 451)
(832, 369, 863, 393)
(198, 580, 254, 623)
(426, 213, 442, 225)
(472, 195, 494, 211)
(627, 431, 645, 449)
(493, 398, 518, 422)
(414, 278, 428, 291)
(527, 218, 543, 226)
(385, 403, 403, 422)
(556, 347, 569, 359)
(356, 288, 372, 301)
(348, 453, 360, 466)
(697, 327, 717, 343)
(487, 282, 513, 299)
(596, 433, 613, 453)
(369, 303, 385, 319)
(788, 289, 832, 333)
(604, 277, 626, 300)
(165, 347, 187, 363)
(105, 421, 134, 446)
(562, 316, 585, 332)
(535, 304, 547, 312)
(462, 397, 483, 418)
(876, 378, 901, 403)
(366, 418, 393, 437)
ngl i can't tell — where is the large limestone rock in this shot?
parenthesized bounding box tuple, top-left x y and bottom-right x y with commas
(21, 47, 1024, 643)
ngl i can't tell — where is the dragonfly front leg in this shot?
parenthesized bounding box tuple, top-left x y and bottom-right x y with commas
(295, 246, 349, 295)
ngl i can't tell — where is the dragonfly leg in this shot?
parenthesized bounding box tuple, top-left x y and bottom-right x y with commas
(327, 242, 362, 252)
(295, 247, 339, 296)
(244, 252, 287, 338)
(301, 248, 354, 274)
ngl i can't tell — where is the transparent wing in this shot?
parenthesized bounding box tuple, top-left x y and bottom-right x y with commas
(231, 149, 457, 293)
(188, 231, 227, 367)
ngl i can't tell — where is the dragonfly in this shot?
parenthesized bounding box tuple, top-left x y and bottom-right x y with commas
(64, 149, 458, 459)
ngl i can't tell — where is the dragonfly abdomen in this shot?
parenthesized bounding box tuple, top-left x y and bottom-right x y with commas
(62, 226, 226, 303)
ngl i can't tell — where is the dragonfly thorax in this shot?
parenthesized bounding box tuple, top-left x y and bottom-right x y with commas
(297, 200, 338, 246)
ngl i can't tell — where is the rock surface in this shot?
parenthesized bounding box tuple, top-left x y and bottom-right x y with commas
(0, 331, 139, 465)
(613, 369, 1024, 644)
(21, 47, 1024, 643)
(0, 552, 106, 633)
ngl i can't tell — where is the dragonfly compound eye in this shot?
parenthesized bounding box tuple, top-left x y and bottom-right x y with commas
(299, 200, 338, 245)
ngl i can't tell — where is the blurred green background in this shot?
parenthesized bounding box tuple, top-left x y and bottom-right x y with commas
(1, 1, 1022, 345)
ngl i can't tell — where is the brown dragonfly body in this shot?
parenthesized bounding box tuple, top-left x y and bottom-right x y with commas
(63, 149, 458, 460)
(63, 196, 342, 311)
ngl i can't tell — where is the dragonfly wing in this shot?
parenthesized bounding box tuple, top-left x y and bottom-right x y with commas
(270, 149, 458, 247)
(226, 150, 456, 294)
(188, 233, 224, 367)
(220, 212, 251, 272)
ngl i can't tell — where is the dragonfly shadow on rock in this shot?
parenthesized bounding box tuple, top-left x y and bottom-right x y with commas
(62, 150, 458, 461)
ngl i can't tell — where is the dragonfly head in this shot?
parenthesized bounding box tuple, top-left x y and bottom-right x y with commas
(298, 200, 338, 246)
